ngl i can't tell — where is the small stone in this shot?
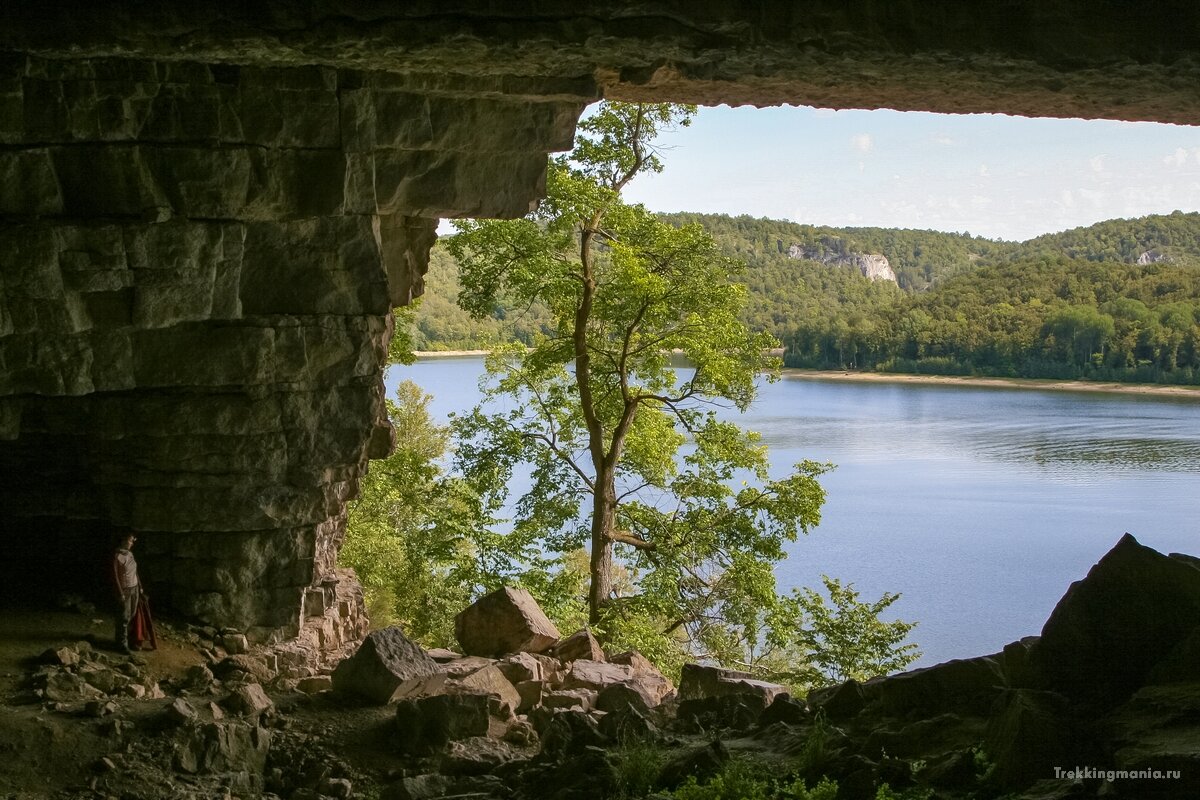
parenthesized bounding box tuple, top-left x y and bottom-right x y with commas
(297, 675, 334, 694)
(97, 756, 117, 772)
(222, 633, 249, 655)
(40, 646, 79, 667)
(167, 697, 198, 725)
(325, 777, 353, 798)
(84, 700, 118, 717)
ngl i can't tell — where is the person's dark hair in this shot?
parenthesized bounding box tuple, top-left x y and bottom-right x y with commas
(113, 529, 137, 547)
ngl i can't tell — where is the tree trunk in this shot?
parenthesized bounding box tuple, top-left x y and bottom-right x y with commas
(588, 467, 616, 624)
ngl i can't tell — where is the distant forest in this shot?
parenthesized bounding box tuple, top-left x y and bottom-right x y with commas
(412, 211, 1200, 385)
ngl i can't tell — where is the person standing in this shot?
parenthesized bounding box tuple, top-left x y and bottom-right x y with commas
(111, 531, 140, 655)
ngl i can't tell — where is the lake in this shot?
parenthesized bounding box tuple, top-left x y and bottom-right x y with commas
(388, 357, 1200, 668)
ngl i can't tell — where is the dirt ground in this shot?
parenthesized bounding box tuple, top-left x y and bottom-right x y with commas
(0, 604, 426, 799)
(0, 604, 206, 798)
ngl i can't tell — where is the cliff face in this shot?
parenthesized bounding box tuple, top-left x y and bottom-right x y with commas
(1, 1, 1199, 638)
(787, 244, 898, 283)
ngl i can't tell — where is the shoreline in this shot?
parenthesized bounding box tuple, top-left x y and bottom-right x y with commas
(413, 349, 492, 358)
(410, 351, 1200, 399)
(785, 369, 1200, 398)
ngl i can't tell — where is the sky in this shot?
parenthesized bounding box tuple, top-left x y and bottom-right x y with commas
(619, 105, 1200, 242)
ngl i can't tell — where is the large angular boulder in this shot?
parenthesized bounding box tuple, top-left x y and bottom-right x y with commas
(444, 662, 521, 715)
(331, 627, 441, 705)
(609, 650, 675, 706)
(550, 628, 605, 662)
(454, 587, 560, 657)
(395, 693, 511, 754)
(1031, 534, 1200, 705)
(859, 655, 1008, 717)
(562, 659, 635, 692)
(677, 664, 785, 707)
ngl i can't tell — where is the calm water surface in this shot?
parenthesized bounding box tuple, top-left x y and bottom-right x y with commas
(389, 357, 1200, 667)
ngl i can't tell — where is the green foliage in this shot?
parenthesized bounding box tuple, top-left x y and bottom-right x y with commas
(873, 785, 933, 800)
(666, 760, 838, 800)
(782, 576, 921, 686)
(612, 745, 668, 799)
(341, 381, 496, 646)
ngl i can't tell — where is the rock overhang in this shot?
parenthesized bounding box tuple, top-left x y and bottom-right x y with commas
(1, 1, 1197, 638)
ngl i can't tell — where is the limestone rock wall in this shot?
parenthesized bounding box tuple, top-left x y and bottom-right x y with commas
(0, 54, 587, 638)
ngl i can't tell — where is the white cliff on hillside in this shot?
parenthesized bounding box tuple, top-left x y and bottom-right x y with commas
(787, 243, 898, 283)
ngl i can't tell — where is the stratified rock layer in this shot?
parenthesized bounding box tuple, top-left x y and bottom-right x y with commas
(0, 56, 585, 636)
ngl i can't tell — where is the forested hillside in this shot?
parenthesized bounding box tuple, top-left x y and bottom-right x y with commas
(413, 211, 1200, 384)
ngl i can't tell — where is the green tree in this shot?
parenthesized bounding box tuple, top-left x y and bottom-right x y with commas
(447, 102, 830, 667)
(783, 576, 920, 686)
(341, 380, 496, 646)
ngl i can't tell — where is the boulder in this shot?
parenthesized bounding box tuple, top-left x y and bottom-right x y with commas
(497, 652, 542, 684)
(550, 628, 605, 662)
(214, 654, 277, 683)
(425, 648, 461, 663)
(599, 705, 657, 742)
(676, 694, 766, 732)
(296, 675, 333, 694)
(40, 646, 80, 667)
(394, 693, 511, 754)
(860, 655, 1007, 717)
(759, 694, 808, 726)
(543, 688, 597, 711)
(174, 719, 271, 779)
(225, 683, 274, 718)
(596, 682, 653, 715)
(380, 774, 507, 800)
(439, 655, 498, 678)
(538, 709, 606, 757)
(331, 627, 441, 705)
(78, 663, 128, 694)
(441, 736, 529, 776)
(514, 679, 544, 713)
(562, 659, 634, 692)
(1031, 534, 1200, 705)
(42, 671, 105, 703)
(984, 689, 1095, 790)
(221, 633, 249, 655)
(809, 679, 866, 720)
(608, 650, 674, 706)
(677, 664, 785, 707)
(454, 587, 560, 657)
(445, 662, 521, 715)
(1147, 626, 1200, 684)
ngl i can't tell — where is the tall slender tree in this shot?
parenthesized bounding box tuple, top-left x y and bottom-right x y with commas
(447, 103, 828, 663)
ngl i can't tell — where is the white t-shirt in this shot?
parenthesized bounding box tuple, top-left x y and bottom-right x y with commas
(114, 549, 139, 591)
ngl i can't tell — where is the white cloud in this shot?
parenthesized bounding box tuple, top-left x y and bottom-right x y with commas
(1089, 155, 1107, 173)
(1078, 188, 1106, 207)
(1060, 189, 1075, 208)
(851, 133, 873, 153)
(978, 164, 990, 177)
(1164, 147, 1190, 167)
(932, 133, 956, 146)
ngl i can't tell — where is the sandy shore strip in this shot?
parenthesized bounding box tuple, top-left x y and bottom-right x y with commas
(413, 349, 492, 358)
(785, 369, 1200, 399)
